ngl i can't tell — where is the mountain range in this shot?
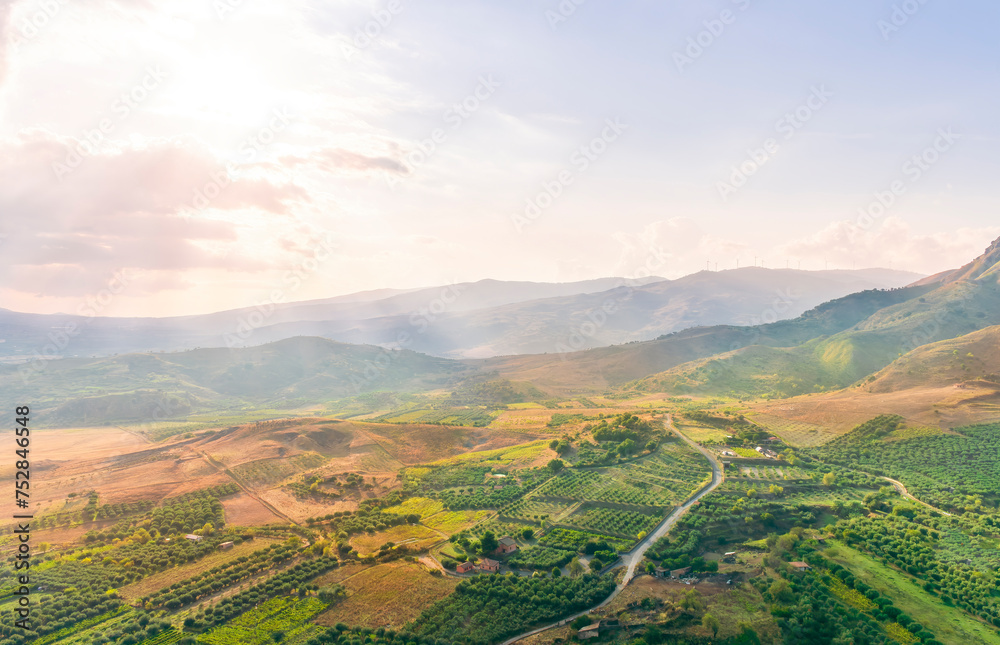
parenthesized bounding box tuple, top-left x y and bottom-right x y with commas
(0, 268, 919, 361)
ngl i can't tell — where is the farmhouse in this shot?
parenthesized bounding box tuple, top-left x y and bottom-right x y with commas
(184, 534, 203, 542)
(496, 536, 518, 554)
(219, 541, 234, 550)
(790, 561, 811, 572)
(578, 623, 601, 639)
(479, 557, 500, 573)
(671, 566, 692, 578)
(654, 566, 669, 578)
(456, 561, 474, 574)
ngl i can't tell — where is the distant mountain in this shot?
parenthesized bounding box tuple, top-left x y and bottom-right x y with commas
(0, 269, 921, 361)
(0, 277, 665, 361)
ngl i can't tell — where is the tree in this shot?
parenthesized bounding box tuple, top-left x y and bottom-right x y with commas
(823, 472, 837, 487)
(680, 589, 703, 613)
(645, 562, 657, 575)
(479, 531, 498, 554)
(547, 459, 565, 473)
(702, 612, 720, 637)
(551, 567, 561, 577)
(589, 558, 604, 572)
(769, 579, 793, 603)
(521, 528, 534, 540)
(568, 557, 584, 577)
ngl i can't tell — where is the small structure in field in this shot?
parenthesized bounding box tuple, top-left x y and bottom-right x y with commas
(670, 566, 692, 579)
(185, 534, 203, 542)
(790, 561, 811, 572)
(496, 536, 518, 554)
(479, 557, 500, 573)
(219, 541, 234, 550)
(723, 552, 738, 563)
(578, 623, 601, 639)
(456, 561, 475, 574)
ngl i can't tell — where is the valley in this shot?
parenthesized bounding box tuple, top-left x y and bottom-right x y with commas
(2, 239, 1000, 645)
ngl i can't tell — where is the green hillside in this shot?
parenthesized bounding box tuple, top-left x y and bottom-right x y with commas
(0, 337, 470, 427)
(631, 239, 1000, 399)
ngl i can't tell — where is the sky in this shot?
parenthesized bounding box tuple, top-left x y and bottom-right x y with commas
(1, 0, 999, 317)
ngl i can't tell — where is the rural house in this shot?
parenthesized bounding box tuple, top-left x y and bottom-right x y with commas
(790, 561, 811, 572)
(456, 561, 474, 574)
(219, 541, 234, 550)
(578, 623, 601, 639)
(479, 558, 500, 572)
(496, 536, 518, 554)
(184, 534, 203, 542)
(670, 566, 693, 578)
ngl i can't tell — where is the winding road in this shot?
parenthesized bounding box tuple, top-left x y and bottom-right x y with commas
(501, 415, 723, 645)
(880, 475, 952, 516)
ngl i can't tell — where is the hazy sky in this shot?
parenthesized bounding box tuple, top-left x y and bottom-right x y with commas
(1, 0, 998, 316)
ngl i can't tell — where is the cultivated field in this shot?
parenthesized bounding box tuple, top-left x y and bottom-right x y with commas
(314, 561, 458, 629)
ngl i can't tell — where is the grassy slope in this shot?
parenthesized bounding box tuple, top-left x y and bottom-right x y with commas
(634, 264, 1000, 399)
(824, 541, 1000, 645)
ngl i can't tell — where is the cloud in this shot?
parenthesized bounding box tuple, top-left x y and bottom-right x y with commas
(777, 217, 1000, 274)
(612, 218, 749, 278)
(0, 130, 308, 296)
(282, 147, 409, 175)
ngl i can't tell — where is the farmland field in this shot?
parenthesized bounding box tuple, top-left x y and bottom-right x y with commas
(200, 596, 327, 645)
(350, 524, 442, 555)
(314, 561, 458, 629)
(560, 505, 663, 539)
(120, 537, 282, 601)
(748, 412, 840, 447)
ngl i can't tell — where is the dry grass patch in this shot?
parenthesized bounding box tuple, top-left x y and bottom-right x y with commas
(350, 524, 441, 555)
(314, 561, 457, 629)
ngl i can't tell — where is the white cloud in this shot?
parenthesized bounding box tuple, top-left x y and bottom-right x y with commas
(777, 217, 1000, 274)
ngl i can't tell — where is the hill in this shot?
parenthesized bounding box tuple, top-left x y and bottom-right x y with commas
(486, 284, 932, 394)
(631, 237, 1000, 399)
(0, 337, 470, 427)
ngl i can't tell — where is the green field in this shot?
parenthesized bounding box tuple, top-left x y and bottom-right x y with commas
(824, 541, 1000, 645)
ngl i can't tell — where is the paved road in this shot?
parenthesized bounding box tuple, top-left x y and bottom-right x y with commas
(501, 415, 723, 645)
